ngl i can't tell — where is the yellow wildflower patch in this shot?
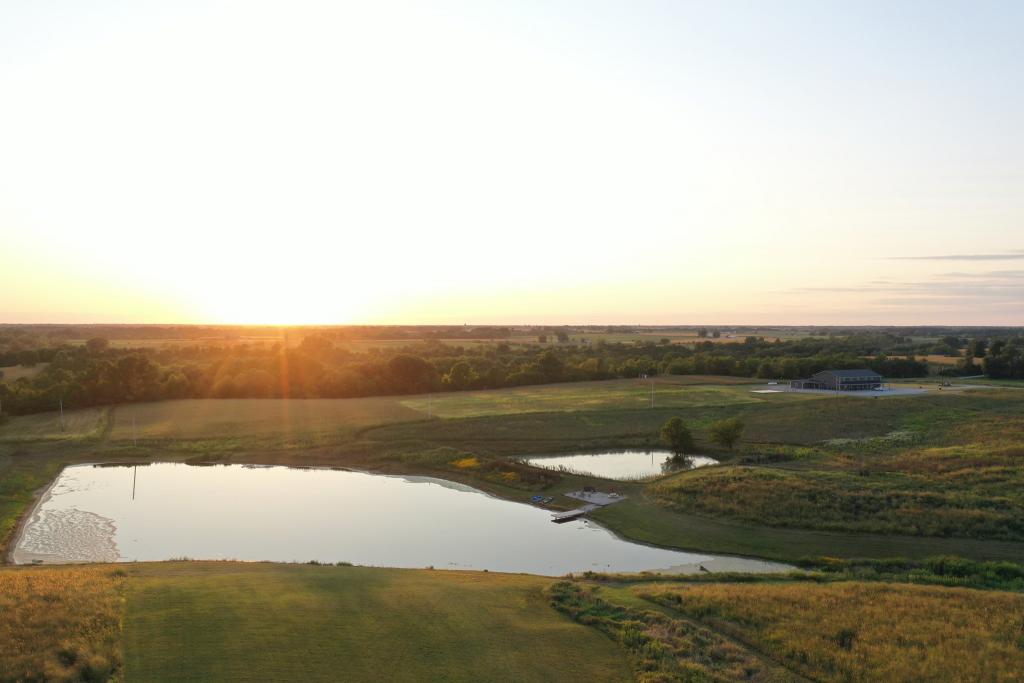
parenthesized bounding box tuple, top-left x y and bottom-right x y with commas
(450, 456, 480, 469)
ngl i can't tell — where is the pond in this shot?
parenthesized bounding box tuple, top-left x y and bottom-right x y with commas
(11, 463, 790, 576)
(522, 450, 718, 480)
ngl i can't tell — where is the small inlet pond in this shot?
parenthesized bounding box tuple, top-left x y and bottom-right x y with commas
(523, 450, 718, 480)
(12, 463, 790, 576)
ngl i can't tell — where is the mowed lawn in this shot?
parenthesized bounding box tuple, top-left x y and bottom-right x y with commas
(122, 562, 631, 683)
(401, 376, 792, 419)
(106, 398, 427, 440)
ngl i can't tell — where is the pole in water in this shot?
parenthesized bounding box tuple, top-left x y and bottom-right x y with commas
(59, 399, 65, 431)
(132, 416, 137, 447)
(132, 466, 137, 500)
(428, 395, 432, 419)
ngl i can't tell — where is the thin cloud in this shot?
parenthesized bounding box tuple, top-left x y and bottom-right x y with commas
(791, 286, 886, 292)
(887, 249, 1024, 261)
(937, 270, 1024, 279)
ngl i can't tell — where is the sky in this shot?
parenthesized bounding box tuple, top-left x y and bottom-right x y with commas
(1, 0, 1022, 325)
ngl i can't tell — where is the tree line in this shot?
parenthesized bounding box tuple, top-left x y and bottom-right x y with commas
(0, 332, 939, 416)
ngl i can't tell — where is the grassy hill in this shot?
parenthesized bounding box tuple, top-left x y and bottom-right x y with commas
(6, 561, 1023, 682)
(636, 580, 1024, 682)
(2, 562, 631, 683)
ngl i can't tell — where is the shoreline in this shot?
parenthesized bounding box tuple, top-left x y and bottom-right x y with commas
(4, 474, 61, 565)
(2, 459, 795, 574)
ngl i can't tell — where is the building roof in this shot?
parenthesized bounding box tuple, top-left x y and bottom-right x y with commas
(816, 368, 882, 379)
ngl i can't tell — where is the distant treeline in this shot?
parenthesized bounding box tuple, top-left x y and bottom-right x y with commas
(971, 337, 1024, 379)
(0, 332, 937, 415)
(2, 323, 1023, 346)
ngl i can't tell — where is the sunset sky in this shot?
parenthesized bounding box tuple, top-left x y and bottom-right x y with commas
(1, 1, 1021, 325)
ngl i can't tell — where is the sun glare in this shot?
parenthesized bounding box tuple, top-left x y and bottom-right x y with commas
(200, 288, 362, 326)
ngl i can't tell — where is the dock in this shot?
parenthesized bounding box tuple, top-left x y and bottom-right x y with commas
(550, 490, 626, 523)
(551, 504, 598, 523)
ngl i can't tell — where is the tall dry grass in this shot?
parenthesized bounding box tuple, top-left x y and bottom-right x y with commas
(0, 565, 124, 682)
(645, 581, 1024, 682)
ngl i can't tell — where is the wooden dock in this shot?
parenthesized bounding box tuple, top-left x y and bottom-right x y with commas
(551, 504, 598, 523)
(549, 490, 627, 523)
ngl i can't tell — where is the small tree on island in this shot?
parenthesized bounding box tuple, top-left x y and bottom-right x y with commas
(660, 417, 695, 455)
(709, 417, 744, 450)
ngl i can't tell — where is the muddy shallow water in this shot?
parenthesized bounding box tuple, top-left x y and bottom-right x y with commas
(13, 463, 790, 576)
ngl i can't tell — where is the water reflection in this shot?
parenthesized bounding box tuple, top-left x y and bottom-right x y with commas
(13, 463, 787, 576)
(523, 450, 718, 480)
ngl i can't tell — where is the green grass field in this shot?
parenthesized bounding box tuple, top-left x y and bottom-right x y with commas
(401, 377, 771, 419)
(1, 562, 632, 683)
(0, 406, 109, 442)
(2, 561, 630, 683)
(123, 563, 632, 682)
(106, 398, 425, 440)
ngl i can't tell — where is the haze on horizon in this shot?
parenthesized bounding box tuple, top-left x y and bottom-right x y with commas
(1, 1, 1021, 326)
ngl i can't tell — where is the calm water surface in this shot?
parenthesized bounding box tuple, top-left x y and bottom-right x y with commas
(523, 450, 718, 480)
(13, 463, 789, 576)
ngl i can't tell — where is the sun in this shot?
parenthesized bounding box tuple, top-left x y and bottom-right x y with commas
(198, 283, 365, 325)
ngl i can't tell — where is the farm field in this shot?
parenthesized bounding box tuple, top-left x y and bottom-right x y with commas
(915, 376, 1024, 388)
(105, 398, 425, 440)
(0, 406, 109, 442)
(0, 376, 780, 445)
(0, 363, 48, 382)
(401, 376, 774, 419)
(57, 330, 805, 350)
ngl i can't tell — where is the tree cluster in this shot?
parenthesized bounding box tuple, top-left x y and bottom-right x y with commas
(0, 330, 949, 416)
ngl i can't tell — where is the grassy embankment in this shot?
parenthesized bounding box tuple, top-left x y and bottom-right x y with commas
(0, 562, 632, 683)
(638, 581, 1024, 682)
(4, 378, 1024, 564)
(648, 388, 1024, 543)
(6, 560, 1024, 683)
(550, 574, 1024, 682)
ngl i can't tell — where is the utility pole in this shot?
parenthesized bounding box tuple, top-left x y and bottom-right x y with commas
(59, 399, 65, 432)
(650, 380, 655, 409)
